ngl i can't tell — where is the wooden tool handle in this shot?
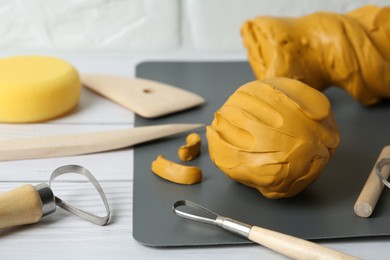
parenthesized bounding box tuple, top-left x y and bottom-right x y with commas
(0, 184, 43, 229)
(248, 226, 358, 259)
(0, 124, 203, 161)
(354, 145, 390, 217)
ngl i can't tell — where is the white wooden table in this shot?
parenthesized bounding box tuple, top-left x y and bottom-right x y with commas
(1, 57, 389, 259)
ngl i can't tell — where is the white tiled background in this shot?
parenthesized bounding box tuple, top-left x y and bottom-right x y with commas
(0, 0, 389, 56)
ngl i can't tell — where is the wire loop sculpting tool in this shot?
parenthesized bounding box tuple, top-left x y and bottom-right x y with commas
(173, 200, 358, 260)
(354, 146, 390, 218)
(376, 158, 390, 189)
(0, 165, 111, 229)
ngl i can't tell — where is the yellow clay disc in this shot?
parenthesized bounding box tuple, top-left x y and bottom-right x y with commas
(0, 56, 81, 123)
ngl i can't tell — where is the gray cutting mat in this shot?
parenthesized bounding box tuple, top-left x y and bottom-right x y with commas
(132, 62, 390, 246)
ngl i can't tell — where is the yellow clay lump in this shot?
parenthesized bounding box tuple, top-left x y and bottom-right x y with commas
(241, 5, 390, 105)
(206, 78, 340, 199)
(0, 56, 81, 123)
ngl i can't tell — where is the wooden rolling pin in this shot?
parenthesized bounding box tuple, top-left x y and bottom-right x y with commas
(354, 146, 390, 217)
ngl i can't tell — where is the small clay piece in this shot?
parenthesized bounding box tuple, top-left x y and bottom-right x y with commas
(206, 78, 340, 199)
(151, 155, 202, 185)
(178, 133, 201, 161)
(241, 5, 390, 105)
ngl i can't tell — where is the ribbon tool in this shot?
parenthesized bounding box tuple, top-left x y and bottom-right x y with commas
(355, 145, 390, 217)
(0, 165, 111, 229)
(173, 200, 357, 259)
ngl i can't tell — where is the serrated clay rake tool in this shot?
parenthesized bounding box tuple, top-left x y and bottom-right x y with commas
(0, 165, 111, 229)
(173, 200, 358, 260)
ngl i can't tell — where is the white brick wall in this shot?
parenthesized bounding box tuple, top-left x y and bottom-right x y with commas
(0, 0, 389, 54)
(185, 0, 390, 51)
(0, 0, 179, 51)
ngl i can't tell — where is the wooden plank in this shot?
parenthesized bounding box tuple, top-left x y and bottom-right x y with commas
(0, 123, 134, 141)
(0, 149, 134, 182)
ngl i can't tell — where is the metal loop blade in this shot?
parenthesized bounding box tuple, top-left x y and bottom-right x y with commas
(173, 200, 252, 238)
(49, 165, 111, 226)
(173, 200, 219, 225)
(376, 158, 390, 189)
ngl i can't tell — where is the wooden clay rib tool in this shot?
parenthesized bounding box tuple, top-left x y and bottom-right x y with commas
(0, 165, 110, 229)
(354, 145, 390, 217)
(0, 123, 203, 161)
(81, 74, 205, 118)
(173, 200, 358, 260)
